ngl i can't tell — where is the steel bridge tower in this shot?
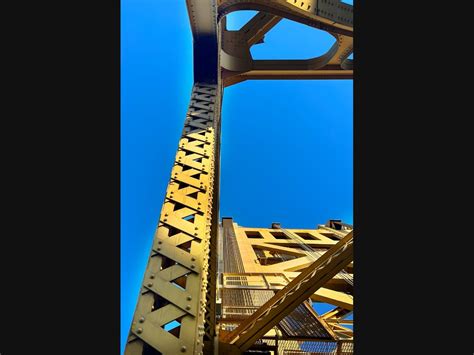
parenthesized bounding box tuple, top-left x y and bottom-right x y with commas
(125, 1, 353, 354)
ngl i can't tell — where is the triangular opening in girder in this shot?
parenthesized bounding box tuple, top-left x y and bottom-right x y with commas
(172, 202, 188, 212)
(151, 293, 169, 312)
(188, 170, 201, 178)
(160, 256, 176, 271)
(175, 181, 188, 190)
(177, 240, 192, 253)
(167, 226, 182, 237)
(187, 191, 198, 199)
(171, 275, 188, 291)
(162, 317, 183, 339)
(182, 214, 195, 223)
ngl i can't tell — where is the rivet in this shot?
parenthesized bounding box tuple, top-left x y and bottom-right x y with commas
(147, 282, 153, 287)
(191, 257, 196, 261)
(163, 219, 167, 222)
(181, 345, 187, 352)
(195, 227, 199, 230)
(191, 265, 196, 269)
(139, 317, 145, 323)
(157, 247, 161, 251)
(158, 241, 162, 244)
(194, 233, 198, 236)
(186, 305, 191, 310)
(150, 274, 155, 279)
(137, 327, 143, 334)
(187, 296, 192, 301)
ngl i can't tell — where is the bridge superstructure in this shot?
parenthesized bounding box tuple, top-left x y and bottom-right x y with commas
(125, 1, 353, 354)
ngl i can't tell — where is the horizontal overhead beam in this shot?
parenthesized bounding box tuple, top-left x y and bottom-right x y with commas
(223, 69, 353, 87)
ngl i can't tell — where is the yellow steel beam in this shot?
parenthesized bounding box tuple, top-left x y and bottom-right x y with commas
(240, 11, 282, 46)
(125, 84, 221, 355)
(327, 319, 353, 325)
(221, 231, 353, 351)
(311, 287, 353, 310)
(320, 306, 351, 320)
(223, 68, 352, 87)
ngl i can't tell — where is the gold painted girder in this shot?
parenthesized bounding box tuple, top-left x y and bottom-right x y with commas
(125, 84, 220, 355)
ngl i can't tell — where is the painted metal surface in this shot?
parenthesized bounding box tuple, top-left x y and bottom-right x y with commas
(125, 0, 353, 353)
(218, 220, 353, 353)
(125, 84, 221, 354)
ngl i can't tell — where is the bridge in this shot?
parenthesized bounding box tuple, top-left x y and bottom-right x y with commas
(125, 1, 353, 354)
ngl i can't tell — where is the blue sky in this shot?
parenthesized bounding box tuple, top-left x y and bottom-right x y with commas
(121, 1, 352, 352)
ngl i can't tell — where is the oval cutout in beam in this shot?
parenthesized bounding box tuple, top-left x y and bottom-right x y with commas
(225, 10, 258, 31)
(250, 18, 336, 60)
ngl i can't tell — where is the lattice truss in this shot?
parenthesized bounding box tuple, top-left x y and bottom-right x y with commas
(218, 219, 353, 354)
(125, 83, 220, 355)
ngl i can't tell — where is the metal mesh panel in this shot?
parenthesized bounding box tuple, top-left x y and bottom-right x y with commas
(258, 339, 353, 354)
(222, 289, 332, 339)
(222, 288, 275, 320)
(279, 304, 332, 339)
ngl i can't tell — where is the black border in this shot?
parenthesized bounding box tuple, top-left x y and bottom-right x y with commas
(1, 1, 120, 353)
(356, 1, 472, 354)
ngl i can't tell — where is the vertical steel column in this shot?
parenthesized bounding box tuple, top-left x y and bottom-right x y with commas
(203, 84, 222, 354)
(125, 83, 221, 355)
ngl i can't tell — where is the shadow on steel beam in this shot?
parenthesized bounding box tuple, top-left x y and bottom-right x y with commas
(194, 35, 218, 84)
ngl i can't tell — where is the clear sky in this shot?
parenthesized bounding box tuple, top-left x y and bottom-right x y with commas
(121, 1, 352, 352)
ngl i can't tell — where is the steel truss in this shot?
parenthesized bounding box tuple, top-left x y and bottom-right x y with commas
(125, 0, 353, 354)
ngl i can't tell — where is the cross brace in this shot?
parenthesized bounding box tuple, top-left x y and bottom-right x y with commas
(221, 231, 353, 352)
